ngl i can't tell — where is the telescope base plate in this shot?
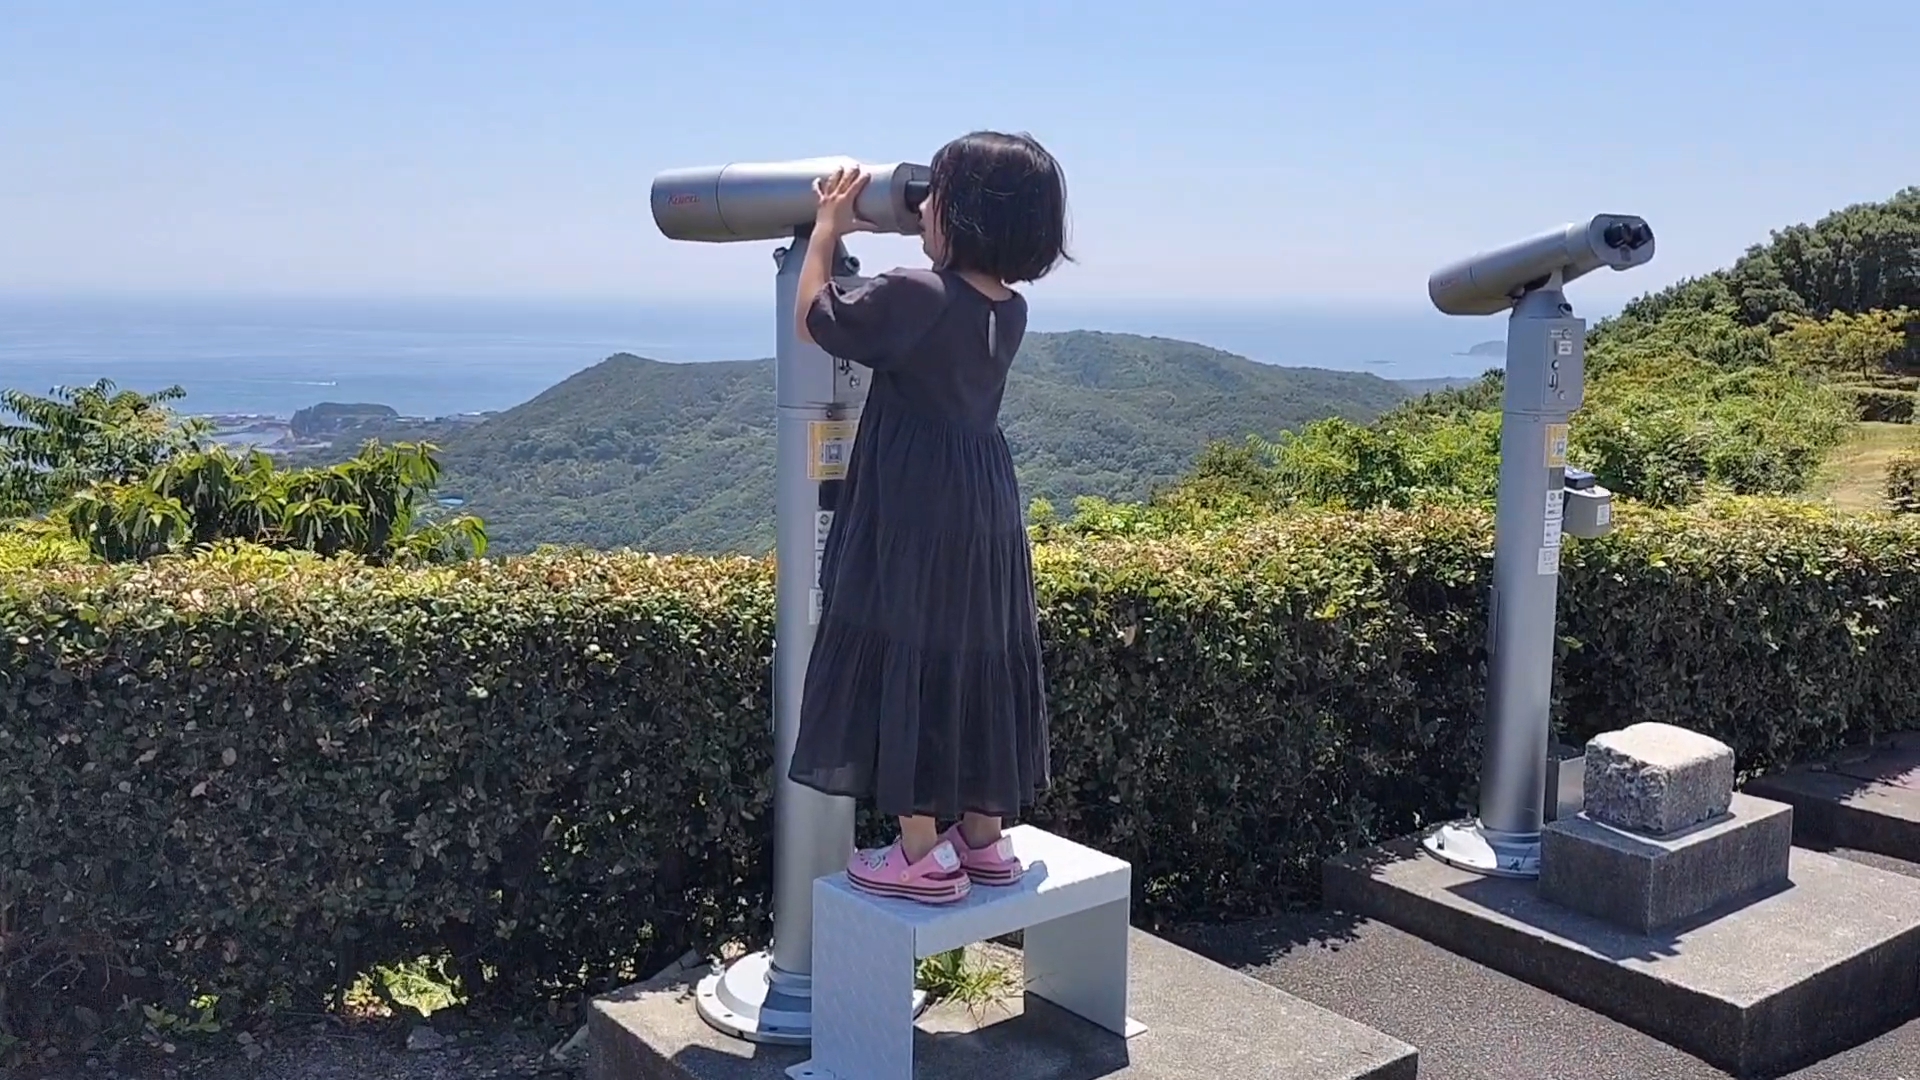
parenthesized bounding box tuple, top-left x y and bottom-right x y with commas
(1422, 820, 1541, 879)
(696, 949, 929, 1046)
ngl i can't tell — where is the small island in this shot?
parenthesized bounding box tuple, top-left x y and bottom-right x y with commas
(195, 402, 494, 456)
(1456, 340, 1506, 358)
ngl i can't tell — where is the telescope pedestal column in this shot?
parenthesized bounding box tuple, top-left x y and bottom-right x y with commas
(1424, 282, 1584, 880)
(695, 232, 926, 1045)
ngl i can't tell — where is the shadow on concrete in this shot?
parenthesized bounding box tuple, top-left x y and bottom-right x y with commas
(1442, 871, 1793, 964)
(666, 993, 1132, 1080)
(1157, 906, 1369, 971)
(1744, 734, 1920, 863)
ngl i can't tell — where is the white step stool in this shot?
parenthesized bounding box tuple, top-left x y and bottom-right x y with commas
(789, 825, 1145, 1080)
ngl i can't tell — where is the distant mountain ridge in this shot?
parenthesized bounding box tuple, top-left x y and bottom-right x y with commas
(352, 330, 1456, 553)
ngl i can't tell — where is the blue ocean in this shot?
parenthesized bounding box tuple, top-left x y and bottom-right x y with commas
(0, 295, 1512, 419)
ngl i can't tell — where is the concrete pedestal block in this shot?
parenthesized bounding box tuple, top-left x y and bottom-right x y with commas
(1746, 737, 1920, 863)
(1325, 838, 1920, 1076)
(1540, 792, 1793, 933)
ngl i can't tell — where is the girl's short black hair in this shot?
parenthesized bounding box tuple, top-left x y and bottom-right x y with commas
(927, 131, 1071, 285)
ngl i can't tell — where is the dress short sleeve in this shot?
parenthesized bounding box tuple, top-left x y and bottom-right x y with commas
(805, 269, 947, 369)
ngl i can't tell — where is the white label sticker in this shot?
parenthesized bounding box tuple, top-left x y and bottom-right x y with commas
(1596, 502, 1612, 528)
(1537, 546, 1561, 576)
(1543, 490, 1564, 548)
(809, 510, 833, 624)
(814, 512, 833, 585)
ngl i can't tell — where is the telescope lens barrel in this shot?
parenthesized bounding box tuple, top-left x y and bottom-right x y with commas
(652, 158, 932, 243)
(1429, 214, 1657, 316)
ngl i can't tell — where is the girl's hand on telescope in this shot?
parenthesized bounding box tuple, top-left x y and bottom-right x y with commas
(814, 167, 878, 236)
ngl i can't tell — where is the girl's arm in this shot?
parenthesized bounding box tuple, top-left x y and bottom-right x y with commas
(792, 167, 943, 366)
(794, 219, 840, 347)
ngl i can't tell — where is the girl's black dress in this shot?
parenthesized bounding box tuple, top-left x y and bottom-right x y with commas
(786, 266, 1050, 821)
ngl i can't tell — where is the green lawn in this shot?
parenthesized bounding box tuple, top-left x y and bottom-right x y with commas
(1810, 421, 1917, 513)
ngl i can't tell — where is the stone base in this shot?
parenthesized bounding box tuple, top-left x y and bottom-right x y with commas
(588, 928, 1417, 1080)
(1324, 837, 1920, 1077)
(1746, 736, 1920, 863)
(1540, 792, 1793, 933)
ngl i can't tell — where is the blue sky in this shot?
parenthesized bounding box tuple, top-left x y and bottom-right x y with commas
(4, 0, 1916, 310)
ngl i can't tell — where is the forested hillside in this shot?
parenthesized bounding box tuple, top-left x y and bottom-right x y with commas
(422, 331, 1425, 553)
(1051, 187, 1920, 537)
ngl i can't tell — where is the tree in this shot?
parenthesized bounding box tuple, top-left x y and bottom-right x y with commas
(0, 380, 208, 516)
(1770, 308, 1911, 382)
(65, 440, 486, 564)
(1592, 188, 1920, 365)
(1727, 188, 1920, 325)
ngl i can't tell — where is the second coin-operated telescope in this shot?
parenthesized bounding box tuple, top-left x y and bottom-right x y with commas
(1428, 215, 1655, 316)
(1421, 214, 1656, 881)
(651, 157, 931, 244)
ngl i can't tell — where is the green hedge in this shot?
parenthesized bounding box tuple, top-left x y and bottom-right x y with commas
(5, 502, 1920, 1041)
(1844, 385, 1918, 423)
(1889, 450, 1920, 514)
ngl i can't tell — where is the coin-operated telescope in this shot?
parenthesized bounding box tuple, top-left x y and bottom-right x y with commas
(648, 156, 930, 1047)
(1421, 215, 1655, 880)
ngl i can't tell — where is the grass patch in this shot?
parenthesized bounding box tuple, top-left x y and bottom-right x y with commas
(1810, 422, 1920, 512)
(915, 948, 1020, 1013)
(343, 957, 466, 1019)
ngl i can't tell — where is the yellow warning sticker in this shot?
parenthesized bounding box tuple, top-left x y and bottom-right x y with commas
(808, 421, 853, 481)
(1545, 423, 1569, 469)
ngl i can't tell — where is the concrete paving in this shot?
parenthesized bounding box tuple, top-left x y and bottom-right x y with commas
(1173, 846, 1920, 1080)
(589, 840, 1920, 1080)
(589, 929, 1416, 1080)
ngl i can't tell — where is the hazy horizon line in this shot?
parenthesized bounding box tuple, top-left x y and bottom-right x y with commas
(0, 288, 1615, 319)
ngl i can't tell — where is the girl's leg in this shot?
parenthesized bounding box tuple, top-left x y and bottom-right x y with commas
(958, 812, 1003, 850)
(899, 815, 942, 862)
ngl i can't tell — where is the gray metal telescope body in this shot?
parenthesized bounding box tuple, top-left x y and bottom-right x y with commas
(652, 157, 930, 243)
(650, 157, 930, 1046)
(1429, 215, 1656, 317)
(1422, 214, 1654, 878)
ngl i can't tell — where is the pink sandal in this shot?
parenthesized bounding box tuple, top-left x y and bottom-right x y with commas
(846, 840, 972, 904)
(942, 825, 1026, 886)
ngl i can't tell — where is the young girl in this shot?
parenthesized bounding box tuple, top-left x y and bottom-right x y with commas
(786, 131, 1070, 904)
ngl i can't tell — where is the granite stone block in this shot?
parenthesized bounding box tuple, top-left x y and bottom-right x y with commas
(1584, 723, 1735, 835)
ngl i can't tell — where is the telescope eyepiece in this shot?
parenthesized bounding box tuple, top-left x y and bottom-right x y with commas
(1603, 221, 1654, 251)
(904, 179, 930, 216)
